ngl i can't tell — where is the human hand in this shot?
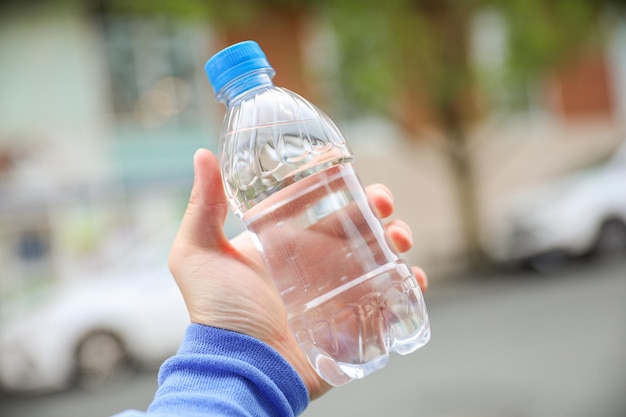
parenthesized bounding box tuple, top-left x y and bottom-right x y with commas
(168, 149, 428, 400)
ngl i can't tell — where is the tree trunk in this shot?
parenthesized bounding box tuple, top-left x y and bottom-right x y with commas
(441, 114, 487, 268)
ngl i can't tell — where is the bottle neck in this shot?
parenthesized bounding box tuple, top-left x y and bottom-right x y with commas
(216, 69, 275, 107)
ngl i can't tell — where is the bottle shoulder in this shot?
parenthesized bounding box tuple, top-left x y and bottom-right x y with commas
(219, 87, 354, 215)
(224, 86, 328, 129)
(221, 88, 350, 155)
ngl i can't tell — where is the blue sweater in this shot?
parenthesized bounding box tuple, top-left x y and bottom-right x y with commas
(113, 324, 309, 417)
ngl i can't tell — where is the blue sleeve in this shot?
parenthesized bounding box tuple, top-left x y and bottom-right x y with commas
(112, 324, 309, 417)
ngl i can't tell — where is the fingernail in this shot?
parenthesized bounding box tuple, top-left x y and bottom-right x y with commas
(380, 185, 393, 205)
(405, 228, 413, 246)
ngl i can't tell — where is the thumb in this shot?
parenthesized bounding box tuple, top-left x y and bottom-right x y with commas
(176, 148, 230, 250)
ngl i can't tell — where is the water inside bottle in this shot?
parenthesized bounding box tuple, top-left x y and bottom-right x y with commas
(243, 164, 430, 385)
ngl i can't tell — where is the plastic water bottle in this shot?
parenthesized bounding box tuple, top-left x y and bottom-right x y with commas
(205, 40, 430, 386)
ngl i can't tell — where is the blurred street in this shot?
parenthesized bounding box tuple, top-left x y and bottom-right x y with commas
(2, 258, 625, 417)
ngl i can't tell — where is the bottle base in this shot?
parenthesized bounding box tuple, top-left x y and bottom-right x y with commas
(300, 319, 430, 386)
(292, 261, 430, 386)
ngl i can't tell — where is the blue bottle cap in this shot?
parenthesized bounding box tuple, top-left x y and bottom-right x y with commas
(205, 40, 274, 95)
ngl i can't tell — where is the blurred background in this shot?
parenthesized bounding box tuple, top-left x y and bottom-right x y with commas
(1, 0, 625, 416)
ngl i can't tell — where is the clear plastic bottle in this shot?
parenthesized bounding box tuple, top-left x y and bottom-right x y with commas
(205, 40, 430, 386)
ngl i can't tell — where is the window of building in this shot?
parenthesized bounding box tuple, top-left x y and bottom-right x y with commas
(100, 15, 209, 128)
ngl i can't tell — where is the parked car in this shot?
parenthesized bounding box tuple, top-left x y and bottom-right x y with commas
(486, 141, 626, 271)
(0, 227, 190, 393)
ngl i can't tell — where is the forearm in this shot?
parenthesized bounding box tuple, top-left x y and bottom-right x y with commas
(113, 324, 309, 417)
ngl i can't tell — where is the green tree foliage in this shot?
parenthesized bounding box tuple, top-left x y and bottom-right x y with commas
(322, 0, 623, 117)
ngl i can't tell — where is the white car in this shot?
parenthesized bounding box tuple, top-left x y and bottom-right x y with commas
(0, 228, 190, 392)
(486, 141, 626, 271)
